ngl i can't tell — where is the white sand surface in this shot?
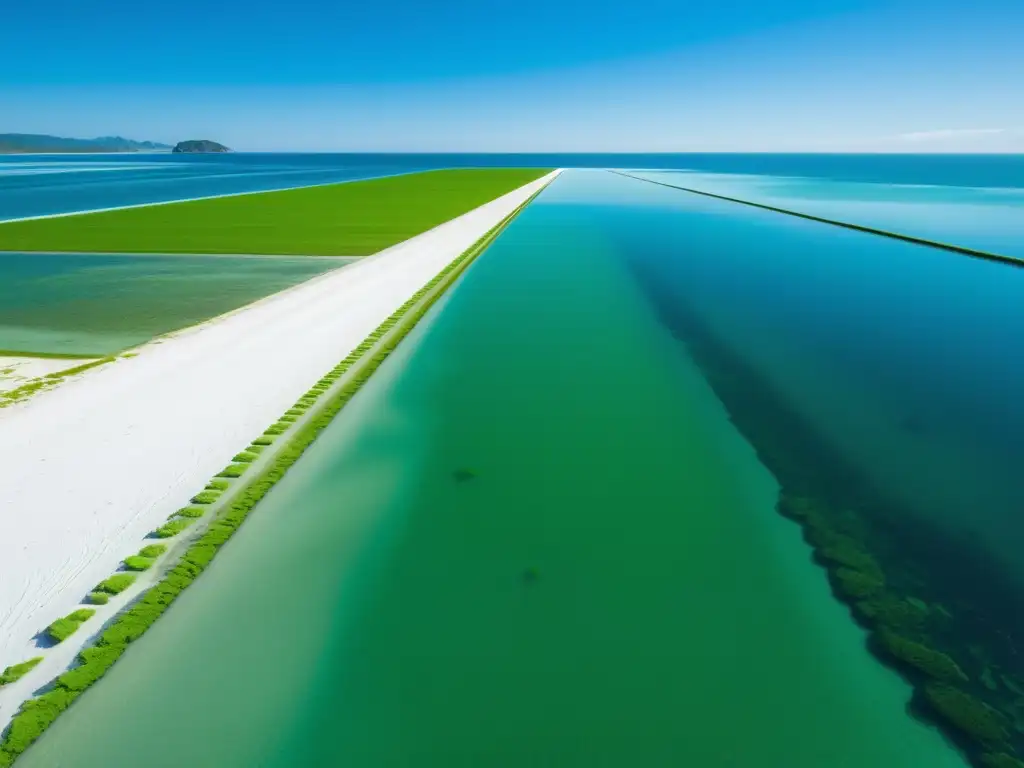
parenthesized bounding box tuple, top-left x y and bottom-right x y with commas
(0, 357, 97, 395)
(0, 171, 559, 725)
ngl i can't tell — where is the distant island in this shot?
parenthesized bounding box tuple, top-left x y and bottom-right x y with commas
(172, 140, 230, 154)
(0, 134, 172, 154)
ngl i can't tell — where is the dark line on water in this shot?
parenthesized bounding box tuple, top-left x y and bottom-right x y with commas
(610, 170, 1024, 269)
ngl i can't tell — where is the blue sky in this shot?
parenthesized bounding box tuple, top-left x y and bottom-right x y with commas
(4, 0, 1023, 151)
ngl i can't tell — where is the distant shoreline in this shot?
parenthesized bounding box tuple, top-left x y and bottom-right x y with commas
(0, 149, 173, 156)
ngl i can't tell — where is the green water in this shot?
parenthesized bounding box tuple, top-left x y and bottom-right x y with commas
(19, 177, 965, 766)
(0, 252, 346, 356)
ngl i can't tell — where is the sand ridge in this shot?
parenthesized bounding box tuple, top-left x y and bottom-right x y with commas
(0, 171, 559, 731)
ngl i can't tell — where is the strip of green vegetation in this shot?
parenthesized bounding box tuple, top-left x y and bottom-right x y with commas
(86, 592, 109, 606)
(0, 659, 42, 686)
(0, 350, 104, 361)
(0, 169, 550, 256)
(44, 610, 95, 644)
(0, 178, 550, 768)
(138, 545, 167, 558)
(0, 357, 114, 410)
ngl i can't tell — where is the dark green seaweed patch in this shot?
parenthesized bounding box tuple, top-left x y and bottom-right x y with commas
(626, 258, 1024, 766)
(875, 629, 969, 684)
(854, 593, 929, 632)
(982, 754, 1024, 768)
(831, 567, 885, 600)
(0, 183, 547, 768)
(923, 683, 1009, 747)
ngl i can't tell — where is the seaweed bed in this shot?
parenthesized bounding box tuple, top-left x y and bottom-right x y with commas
(629, 260, 1024, 768)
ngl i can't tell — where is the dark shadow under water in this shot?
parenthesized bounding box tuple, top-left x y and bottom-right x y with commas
(623, 227, 1024, 766)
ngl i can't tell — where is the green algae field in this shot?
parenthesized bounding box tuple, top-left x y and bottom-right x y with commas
(13, 171, 977, 768)
(0, 169, 548, 357)
(0, 169, 548, 256)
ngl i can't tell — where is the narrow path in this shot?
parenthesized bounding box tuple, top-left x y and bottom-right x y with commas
(0, 173, 559, 704)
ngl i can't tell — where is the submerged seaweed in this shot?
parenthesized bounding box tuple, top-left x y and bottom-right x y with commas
(627, 257, 1024, 766)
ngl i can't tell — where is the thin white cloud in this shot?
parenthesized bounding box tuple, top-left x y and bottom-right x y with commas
(897, 128, 1005, 142)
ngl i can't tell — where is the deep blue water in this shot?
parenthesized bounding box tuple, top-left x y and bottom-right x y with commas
(549, 172, 1024, 575)
(549, 171, 1024, 759)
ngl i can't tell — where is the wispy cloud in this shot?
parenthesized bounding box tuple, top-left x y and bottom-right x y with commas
(896, 128, 1005, 142)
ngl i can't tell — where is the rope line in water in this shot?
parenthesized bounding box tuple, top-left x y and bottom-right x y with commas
(610, 170, 1023, 269)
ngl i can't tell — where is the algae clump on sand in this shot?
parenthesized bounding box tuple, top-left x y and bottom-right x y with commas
(0, 658, 42, 685)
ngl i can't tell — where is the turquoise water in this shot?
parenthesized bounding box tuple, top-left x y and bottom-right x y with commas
(567, 171, 1024, 588)
(0, 252, 346, 355)
(19, 171, 976, 767)
(630, 168, 1024, 259)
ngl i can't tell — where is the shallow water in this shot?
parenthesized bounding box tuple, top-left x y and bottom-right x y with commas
(19, 172, 967, 767)
(0, 252, 346, 355)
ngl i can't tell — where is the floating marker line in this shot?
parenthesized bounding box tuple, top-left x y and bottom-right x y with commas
(611, 170, 1023, 269)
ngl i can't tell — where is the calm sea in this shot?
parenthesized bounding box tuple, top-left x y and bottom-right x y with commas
(2, 153, 1021, 255)
(24, 168, 1020, 767)
(8, 157, 1024, 765)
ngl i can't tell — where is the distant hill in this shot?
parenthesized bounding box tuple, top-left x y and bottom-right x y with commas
(172, 139, 230, 154)
(0, 134, 173, 154)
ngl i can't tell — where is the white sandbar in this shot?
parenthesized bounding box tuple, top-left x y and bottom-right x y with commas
(0, 171, 559, 728)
